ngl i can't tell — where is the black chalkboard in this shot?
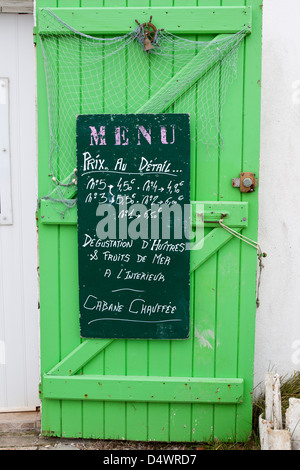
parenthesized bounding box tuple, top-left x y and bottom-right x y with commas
(76, 114, 190, 339)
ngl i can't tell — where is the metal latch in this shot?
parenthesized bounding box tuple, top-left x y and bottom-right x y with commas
(232, 172, 258, 193)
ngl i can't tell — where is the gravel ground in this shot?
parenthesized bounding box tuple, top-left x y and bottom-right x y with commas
(0, 429, 259, 450)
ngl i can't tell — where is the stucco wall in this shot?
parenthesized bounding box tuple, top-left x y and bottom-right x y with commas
(254, 0, 300, 393)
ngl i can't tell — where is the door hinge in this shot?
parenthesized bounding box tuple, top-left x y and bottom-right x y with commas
(232, 172, 258, 193)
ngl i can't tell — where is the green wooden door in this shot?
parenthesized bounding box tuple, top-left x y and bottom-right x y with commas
(36, 0, 262, 442)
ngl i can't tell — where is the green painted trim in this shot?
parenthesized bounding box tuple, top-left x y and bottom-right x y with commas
(39, 200, 248, 227)
(49, 178, 77, 201)
(42, 374, 244, 404)
(38, 6, 252, 35)
(192, 201, 248, 228)
(39, 199, 77, 224)
(235, 0, 263, 441)
(190, 227, 241, 274)
(47, 339, 114, 376)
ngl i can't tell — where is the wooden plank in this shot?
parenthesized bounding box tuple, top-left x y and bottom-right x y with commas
(286, 398, 300, 450)
(40, 199, 248, 227)
(259, 414, 272, 451)
(57, 0, 82, 439)
(37, 0, 62, 438)
(191, 0, 220, 440)
(265, 372, 274, 422)
(272, 373, 283, 430)
(0, 0, 33, 13)
(43, 375, 244, 404)
(98, 0, 127, 441)
(45, 174, 77, 202)
(193, 201, 248, 228)
(143, 0, 172, 424)
(40, 199, 77, 224)
(37, 6, 252, 35)
(213, 0, 245, 442)
(190, 227, 241, 274)
(169, 0, 196, 441)
(126, 0, 151, 442)
(267, 429, 292, 451)
(80, 0, 106, 442)
(59, 225, 82, 438)
(47, 339, 113, 376)
(125, 336, 148, 441)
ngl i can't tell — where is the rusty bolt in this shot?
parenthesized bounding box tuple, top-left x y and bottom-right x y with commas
(243, 177, 253, 188)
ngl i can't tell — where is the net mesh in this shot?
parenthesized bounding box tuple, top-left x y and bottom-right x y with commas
(38, 8, 248, 208)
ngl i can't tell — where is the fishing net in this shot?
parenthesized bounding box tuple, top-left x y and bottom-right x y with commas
(38, 8, 248, 208)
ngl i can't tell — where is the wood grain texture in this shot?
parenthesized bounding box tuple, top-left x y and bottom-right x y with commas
(37, 0, 262, 442)
(37, 6, 252, 34)
(43, 375, 244, 404)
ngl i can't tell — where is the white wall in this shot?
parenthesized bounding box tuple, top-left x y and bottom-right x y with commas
(0, 13, 39, 411)
(255, 0, 300, 393)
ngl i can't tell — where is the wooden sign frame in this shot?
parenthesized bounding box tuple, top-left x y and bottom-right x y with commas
(76, 113, 191, 339)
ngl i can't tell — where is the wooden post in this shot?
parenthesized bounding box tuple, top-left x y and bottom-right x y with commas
(267, 429, 292, 451)
(272, 373, 283, 430)
(265, 372, 274, 422)
(259, 373, 292, 450)
(286, 398, 300, 450)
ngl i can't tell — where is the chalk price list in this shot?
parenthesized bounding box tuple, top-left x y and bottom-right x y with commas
(76, 114, 190, 339)
(83, 173, 185, 209)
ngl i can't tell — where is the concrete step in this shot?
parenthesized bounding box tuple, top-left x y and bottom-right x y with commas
(0, 411, 41, 433)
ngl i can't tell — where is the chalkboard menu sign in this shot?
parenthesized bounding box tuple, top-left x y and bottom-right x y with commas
(76, 114, 190, 339)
